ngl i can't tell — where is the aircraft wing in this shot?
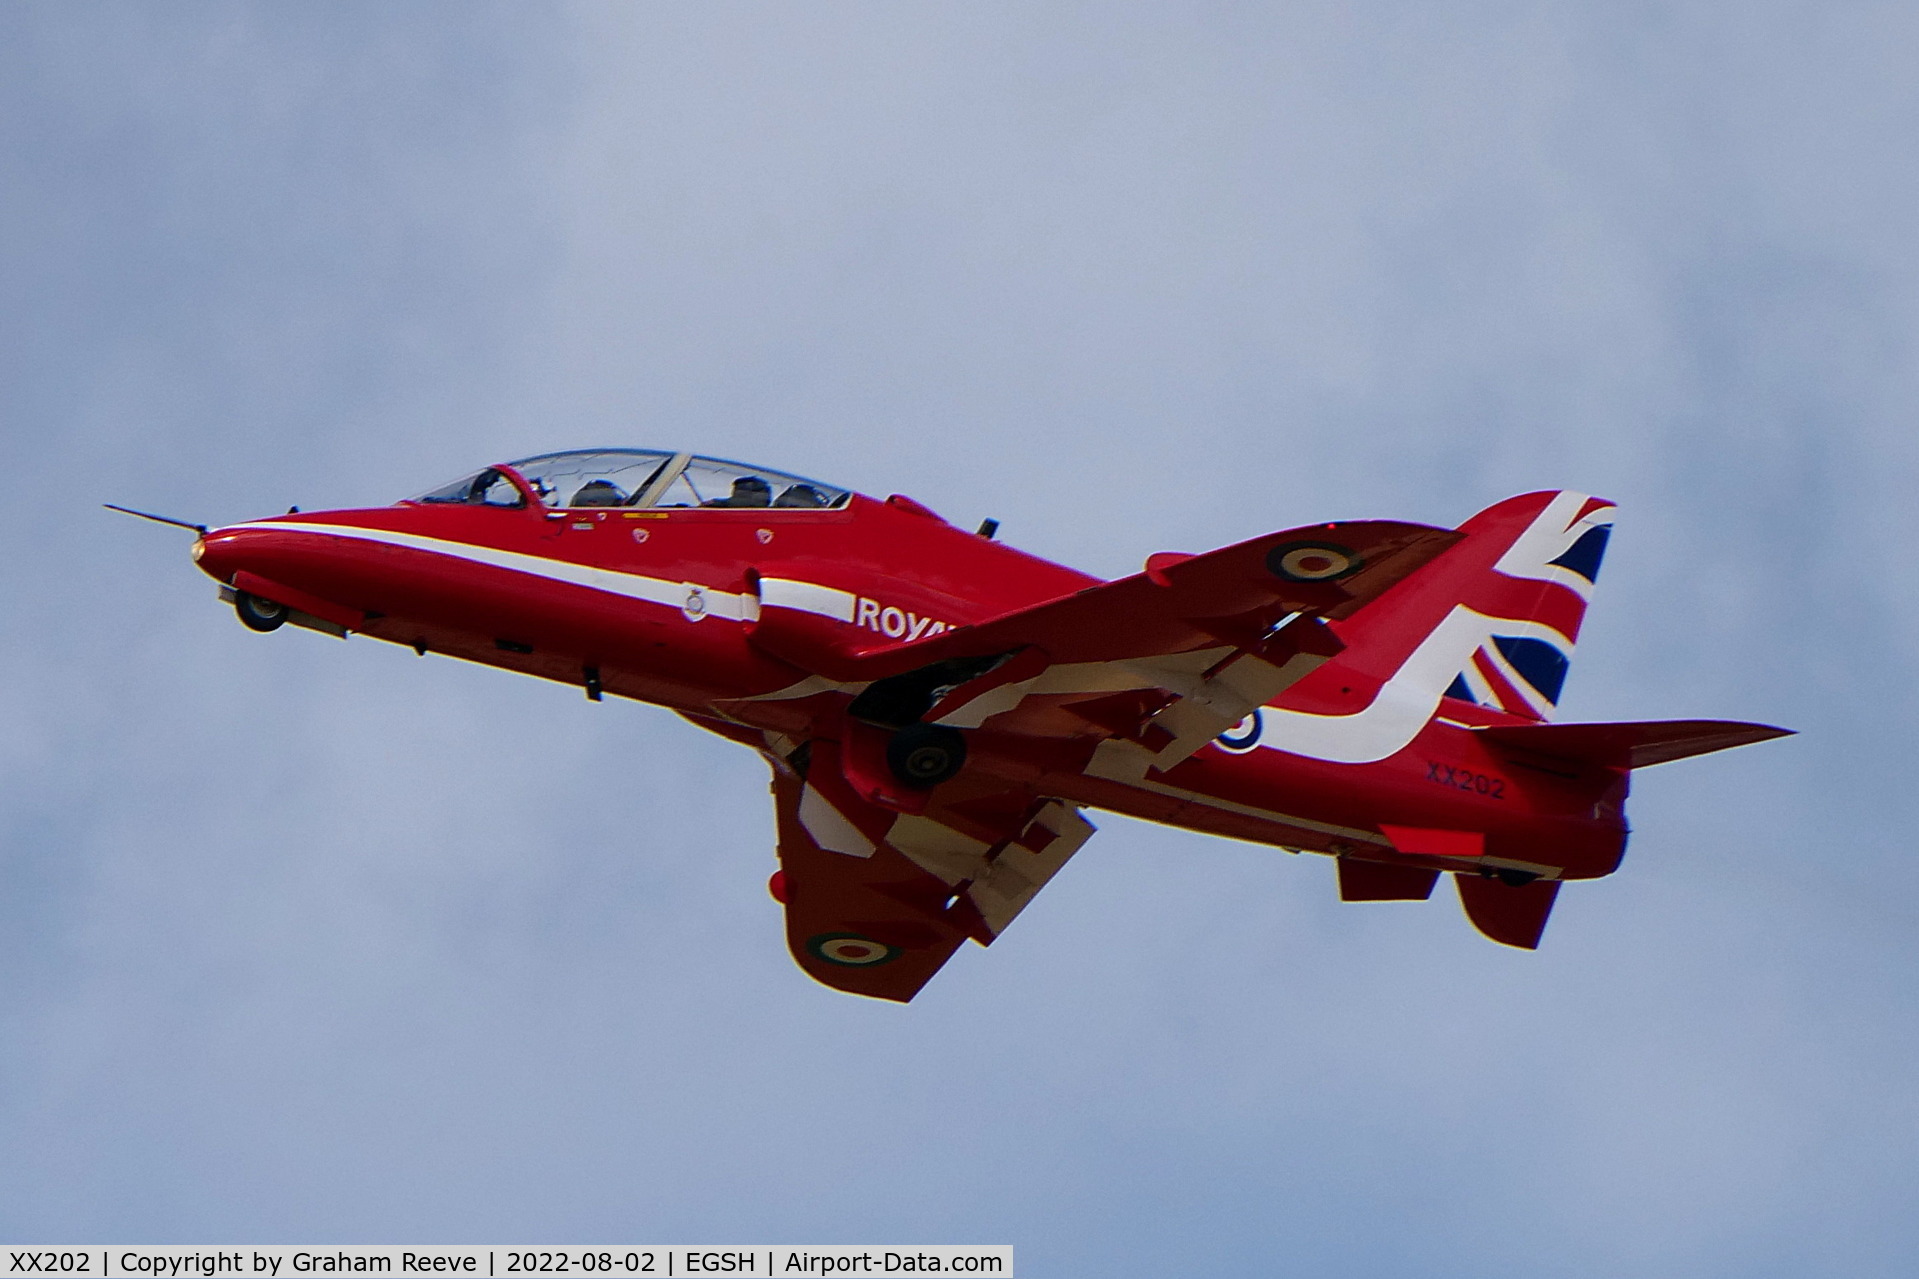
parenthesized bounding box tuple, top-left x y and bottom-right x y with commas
(922, 518, 1459, 663)
(756, 518, 1459, 682)
(769, 740, 1094, 1002)
(794, 518, 1461, 774)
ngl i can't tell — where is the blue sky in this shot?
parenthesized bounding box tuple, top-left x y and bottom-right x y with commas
(3, 4, 1916, 1274)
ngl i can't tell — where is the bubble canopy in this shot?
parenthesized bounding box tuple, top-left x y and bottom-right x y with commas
(411, 449, 852, 511)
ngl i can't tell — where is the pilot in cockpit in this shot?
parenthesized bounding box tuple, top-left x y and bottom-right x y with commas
(706, 476, 773, 508)
(570, 478, 628, 507)
(773, 483, 828, 508)
(439, 450, 854, 515)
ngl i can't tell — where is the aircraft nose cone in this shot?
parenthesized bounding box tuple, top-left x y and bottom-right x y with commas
(192, 525, 253, 583)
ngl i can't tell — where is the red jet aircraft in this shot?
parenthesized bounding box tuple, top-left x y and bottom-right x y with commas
(127, 448, 1790, 1000)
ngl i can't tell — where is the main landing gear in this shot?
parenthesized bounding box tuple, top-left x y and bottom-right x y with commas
(886, 723, 967, 789)
(234, 590, 288, 633)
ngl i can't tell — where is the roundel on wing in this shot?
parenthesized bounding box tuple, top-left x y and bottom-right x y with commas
(1217, 710, 1264, 753)
(1267, 541, 1362, 582)
(806, 933, 902, 967)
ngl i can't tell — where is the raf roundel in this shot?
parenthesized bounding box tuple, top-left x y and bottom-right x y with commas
(1267, 541, 1361, 582)
(1216, 710, 1265, 754)
(807, 933, 901, 967)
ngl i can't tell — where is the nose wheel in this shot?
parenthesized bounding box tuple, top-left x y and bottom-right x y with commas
(886, 723, 967, 789)
(234, 590, 288, 633)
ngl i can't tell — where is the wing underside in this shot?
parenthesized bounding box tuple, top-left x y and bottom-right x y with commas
(769, 741, 1095, 1001)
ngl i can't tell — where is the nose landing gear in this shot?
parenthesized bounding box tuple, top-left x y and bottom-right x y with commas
(234, 590, 288, 633)
(886, 723, 968, 789)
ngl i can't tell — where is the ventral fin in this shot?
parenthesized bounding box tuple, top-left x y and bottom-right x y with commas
(1455, 873, 1560, 949)
(1337, 858, 1439, 901)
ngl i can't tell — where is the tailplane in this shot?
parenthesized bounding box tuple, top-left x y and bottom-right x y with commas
(1477, 718, 1794, 769)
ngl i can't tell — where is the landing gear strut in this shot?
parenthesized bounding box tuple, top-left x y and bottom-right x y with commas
(234, 590, 288, 633)
(886, 723, 967, 789)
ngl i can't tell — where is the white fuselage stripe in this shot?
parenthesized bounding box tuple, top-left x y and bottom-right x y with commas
(228, 520, 755, 620)
(759, 577, 856, 623)
(1254, 605, 1498, 764)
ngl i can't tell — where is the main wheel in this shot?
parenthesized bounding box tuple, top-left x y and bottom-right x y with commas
(886, 723, 967, 789)
(235, 590, 288, 633)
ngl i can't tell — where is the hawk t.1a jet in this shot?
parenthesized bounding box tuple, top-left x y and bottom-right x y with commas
(122, 449, 1790, 1000)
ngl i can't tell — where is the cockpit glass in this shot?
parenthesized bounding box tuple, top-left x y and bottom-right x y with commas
(652, 456, 849, 510)
(503, 449, 676, 510)
(476, 449, 849, 511)
(412, 467, 525, 508)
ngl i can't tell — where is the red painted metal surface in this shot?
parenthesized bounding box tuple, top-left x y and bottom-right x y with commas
(176, 450, 1789, 999)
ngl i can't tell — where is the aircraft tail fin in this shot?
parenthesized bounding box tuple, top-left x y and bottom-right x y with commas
(1439, 491, 1614, 720)
(1283, 491, 1617, 727)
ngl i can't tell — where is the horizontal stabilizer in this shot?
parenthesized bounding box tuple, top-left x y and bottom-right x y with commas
(1476, 719, 1793, 769)
(1455, 873, 1560, 949)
